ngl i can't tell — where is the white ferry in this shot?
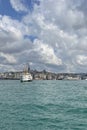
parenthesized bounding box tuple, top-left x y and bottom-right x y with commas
(20, 64, 33, 82)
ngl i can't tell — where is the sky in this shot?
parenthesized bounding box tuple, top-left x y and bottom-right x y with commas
(0, 0, 87, 73)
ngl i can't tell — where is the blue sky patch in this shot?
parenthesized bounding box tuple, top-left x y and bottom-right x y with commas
(0, 0, 25, 20)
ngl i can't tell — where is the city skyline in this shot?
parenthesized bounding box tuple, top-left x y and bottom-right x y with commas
(0, 0, 87, 73)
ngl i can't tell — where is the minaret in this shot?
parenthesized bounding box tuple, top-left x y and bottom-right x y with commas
(28, 63, 30, 72)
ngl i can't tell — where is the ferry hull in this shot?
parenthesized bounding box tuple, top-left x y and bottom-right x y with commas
(21, 80, 32, 82)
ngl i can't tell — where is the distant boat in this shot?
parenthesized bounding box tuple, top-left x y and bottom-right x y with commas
(20, 64, 33, 82)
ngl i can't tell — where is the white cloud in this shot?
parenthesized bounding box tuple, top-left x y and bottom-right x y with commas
(0, 15, 23, 40)
(76, 55, 87, 66)
(0, 52, 17, 64)
(10, 0, 28, 12)
(0, 0, 87, 72)
(33, 39, 62, 65)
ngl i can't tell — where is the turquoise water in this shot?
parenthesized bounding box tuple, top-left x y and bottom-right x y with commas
(0, 80, 87, 130)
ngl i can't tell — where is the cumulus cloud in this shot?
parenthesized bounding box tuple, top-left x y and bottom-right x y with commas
(0, 52, 17, 64)
(76, 55, 87, 66)
(33, 39, 62, 65)
(0, 15, 23, 40)
(10, 0, 28, 12)
(0, 0, 87, 72)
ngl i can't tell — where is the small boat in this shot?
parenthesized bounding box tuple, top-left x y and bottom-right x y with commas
(20, 64, 33, 82)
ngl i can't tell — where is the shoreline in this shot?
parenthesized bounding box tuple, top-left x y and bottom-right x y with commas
(0, 70, 87, 80)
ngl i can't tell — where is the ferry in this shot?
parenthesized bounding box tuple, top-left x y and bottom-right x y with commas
(20, 64, 33, 82)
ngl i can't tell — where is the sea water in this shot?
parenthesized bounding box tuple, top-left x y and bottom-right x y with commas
(0, 80, 87, 130)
